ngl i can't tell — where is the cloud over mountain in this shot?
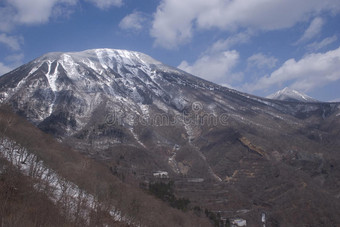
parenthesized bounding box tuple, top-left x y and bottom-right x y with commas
(244, 46, 340, 92)
(151, 0, 340, 48)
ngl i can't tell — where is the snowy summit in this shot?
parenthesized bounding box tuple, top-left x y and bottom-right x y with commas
(267, 87, 318, 102)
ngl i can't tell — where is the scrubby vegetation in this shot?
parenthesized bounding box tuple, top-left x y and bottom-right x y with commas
(0, 105, 211, 226)
(0, 160, 75, 227)
(148, 181, 190, 211)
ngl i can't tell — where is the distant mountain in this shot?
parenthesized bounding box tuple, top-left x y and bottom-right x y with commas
(1, 48, 340, 226)
(267, 87, 318, 102)
(331, 97, 340, 102)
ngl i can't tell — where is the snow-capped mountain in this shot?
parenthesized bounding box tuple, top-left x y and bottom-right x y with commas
(1, 48, 340, 226)
(267, 87, 318, 102)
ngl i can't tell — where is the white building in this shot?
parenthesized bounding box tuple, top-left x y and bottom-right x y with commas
(153, 171, 169, 178)
(231, 218, 247, 227)
(262, 213, 266, 227)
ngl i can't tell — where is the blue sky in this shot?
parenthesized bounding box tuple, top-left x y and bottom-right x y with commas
(1, 0, 340, 101)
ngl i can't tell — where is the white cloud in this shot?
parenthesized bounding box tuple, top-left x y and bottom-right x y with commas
(12, 0, 77, 24)
(10, 0, 60, 24)
(220, 83, 236, 89)
(151, 0, 340, 49)
(5, 53, 24, 63)
(151, 0, 202, 49)
(331, 97, 340, 102)
(244, 46, 340, 92)
(0, 33, 23, 50)
(209, 30, 253, 53)
(0, 0, 78, 31)
(0, 53, 24, 76)
(5, 53, 24, 70)
(0, 5, 15, 32)
(247, 53, 278, 70)
(0, 0, 123, 31)
(119, 11, 146, 31)
(178, 50, 240, 84)
(0, 62, 12, 75)
(85, 0, 122, 9)
(306, 35, 338, 51)
(296, 17, 324, 43)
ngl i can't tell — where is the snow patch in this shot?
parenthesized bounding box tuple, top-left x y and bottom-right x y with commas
(129, 127, 146, 148)
(0, 137, 134, 225)
(45, 60, 58, 92)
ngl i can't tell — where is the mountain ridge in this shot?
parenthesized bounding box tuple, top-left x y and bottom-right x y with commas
(267, 87, 318, 102)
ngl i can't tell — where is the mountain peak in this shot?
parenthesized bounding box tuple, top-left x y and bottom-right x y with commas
(15, 48, 168, 95)
(267, 87, 318, 102)
(0, 48, 199, 124)
(37, 48, 162, 66)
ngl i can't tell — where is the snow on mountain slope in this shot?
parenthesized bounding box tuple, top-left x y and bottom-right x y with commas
(0, 49, 176, 126)
(0, 137, 130, 225)
(267, 87, 318, 102)
(0, 48, 337, 172)
(0, 48, 337, 153)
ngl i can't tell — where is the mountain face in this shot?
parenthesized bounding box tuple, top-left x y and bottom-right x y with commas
(1, 48, 340, 226)
(267, 87, 318, 102)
